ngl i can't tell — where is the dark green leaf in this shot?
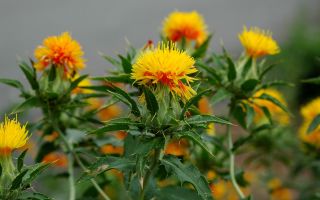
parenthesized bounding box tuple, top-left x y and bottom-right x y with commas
(307, 114, 320, 134)
(24, 163, 51, 185)
(88, 118, 140, 135)
(0, 79, 24, 91)
(241, 79, 259, 92)
(226, 56, 236, 81)
(156, 186, 202, 200)
(92, 74, 132, 84)
(143, 87, 159, 115)
(241, 57, 253, 77)
(260, 106, 273, 125)
(78, 156, 135, 182)
(211, 88, 232, 104)
(18, 149, 28, 172)
(232, 104, 246, 128)
(68, 74, 88, 93)
(48, 66, 56, 82)
(180, 89, 211, 119)
(196, 62, 221, 82)
(186, 115, 232, 126)
(302, 76, 320, 84)
(192, 35, 212, 59)
(19, 62, 38, 90)
(258, 93, 290, 114)
(161, 156, 213, 200)
(232, 134, 254, 152)
(0, 164, 2, 178)
(119, 55, 132, 74)
(10, 169, 29, 190)
(244, 103, 254, 128)
(178, 131, 214, 158)
(11, 96, 40, 114)
(259, 63, 277, 79)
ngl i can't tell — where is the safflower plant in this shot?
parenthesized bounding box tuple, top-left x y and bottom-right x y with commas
(0, 10, 319, 200)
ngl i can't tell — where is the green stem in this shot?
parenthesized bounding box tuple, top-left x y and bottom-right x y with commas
(66, 151, 76, 200)
(227, 123, 245, 199)
(54, 125, 111, 200)
(139, 149, 161, 200)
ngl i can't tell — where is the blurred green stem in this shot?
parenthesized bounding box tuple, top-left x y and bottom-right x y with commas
(139, 148, 161, 200)
(227, 119, 245, 199)
(54, 124, 111, 200)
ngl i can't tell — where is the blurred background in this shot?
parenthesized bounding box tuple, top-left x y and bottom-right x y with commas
(0, 0, 319, 110)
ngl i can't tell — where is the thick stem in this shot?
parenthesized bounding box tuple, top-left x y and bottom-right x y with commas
(139, 149, 161, 200)
(66, 152, 76, 200)
(227, 123, 245, 199)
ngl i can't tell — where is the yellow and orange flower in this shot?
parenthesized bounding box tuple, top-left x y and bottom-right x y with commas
(34, 32, 85, 75)
(164, 139, 189, 157)
(251, 89, 289, 125)
(268, 178, 293, 200)
(42, 152, 68, 167)
(239, 26, 280, 58)
(198, 97, 215, 135)
(162, 11, 208, 45)
(299, 97, 320, 148)
(131, 42, 197, 100)
(97, 104, 122, 121)
(0, 116, 29, 155)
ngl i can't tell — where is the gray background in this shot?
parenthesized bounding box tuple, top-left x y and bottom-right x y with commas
(0, 0, 318, 110)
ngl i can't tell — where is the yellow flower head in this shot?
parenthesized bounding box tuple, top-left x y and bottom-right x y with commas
(252, 89, 289, 125)
(0, 116, 29, 154)
(131, 42, 197, 100)
(239, 26, 280, 58)
(34, 32, 85, 75)
(162, 11, 208, 45)
(299, 97, 320, 148)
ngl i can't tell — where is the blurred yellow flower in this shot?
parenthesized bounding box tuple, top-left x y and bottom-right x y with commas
(164, 139, 189, 157)
(72, 74, 92, 94)
(198, 97, 215, 136)
(0, 116, 29, 155)
(34, 32, 85, 75)
(239, 26, 280, 58)
(131, 42, 197, 100)
(97, 104, 122, 121)
(268, 178, 293, 200)
(252, 89, 289, 125)
(162, 11, 208, 45)
(299, 97, 320, 148)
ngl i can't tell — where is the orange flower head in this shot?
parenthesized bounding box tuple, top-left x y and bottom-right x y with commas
(162, 11, 208, 45)
(97, 104, 122, 121)
(34, 32, 85, 75)
(42, 152, 68, 167)
(131, 42, 197, 100)
(164, 139, 189, 157)
(100, 144, 124, 155)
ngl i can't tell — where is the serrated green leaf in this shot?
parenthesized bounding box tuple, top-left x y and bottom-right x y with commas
(307, 114, 320, 134)
(178, 131, 214, 158)
(17, 149, 28, 172)
(180, 89, 211, 119)
(24, 163, 51, 185)
(211, 88, 232, 104)
(186, 115, 232, 126)
(258, 93, 290, 114)
(11, 96, 40, 114)
(244, 103, 254, 128)
(241, 79, 259, 92)
(161, 156, 213, 200)
(241, 57, 253, 77)
(119, 55, 132, 74)
(0, 78, 24, 91)
(10, 169, 29, 190)
(78, 156, 135, 183)
(226, 56, 236, 81)
(156, 186, 202, 200)
(19, 62, 38, 90)
(192, 35, 212, 59)
(143, 87, 159, 115)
